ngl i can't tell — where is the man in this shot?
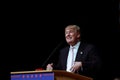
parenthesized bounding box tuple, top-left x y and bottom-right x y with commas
(46, 25, 101, 78)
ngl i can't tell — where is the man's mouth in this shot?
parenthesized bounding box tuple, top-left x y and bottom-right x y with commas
(66, 37, 72, 40)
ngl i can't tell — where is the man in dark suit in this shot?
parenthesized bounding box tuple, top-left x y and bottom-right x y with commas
(46, 24, 101, 79)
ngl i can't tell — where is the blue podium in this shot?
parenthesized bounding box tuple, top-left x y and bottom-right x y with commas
(11, 70, 54, 80)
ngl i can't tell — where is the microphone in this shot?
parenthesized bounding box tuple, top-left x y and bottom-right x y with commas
(41, 41, 63, 68)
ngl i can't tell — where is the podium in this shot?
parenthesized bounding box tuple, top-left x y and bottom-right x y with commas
(11, 70, 93, 80)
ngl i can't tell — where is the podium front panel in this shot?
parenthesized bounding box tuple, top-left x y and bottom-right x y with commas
(11, 71, 54, 80)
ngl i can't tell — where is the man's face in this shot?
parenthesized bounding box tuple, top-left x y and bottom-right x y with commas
(65, 27, 80, 45)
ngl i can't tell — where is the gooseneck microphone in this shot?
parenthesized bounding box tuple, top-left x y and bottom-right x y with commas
(41, 41, 63, 68)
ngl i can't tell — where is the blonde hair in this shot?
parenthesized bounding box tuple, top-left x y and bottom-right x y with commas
(65, 25, 80, 33)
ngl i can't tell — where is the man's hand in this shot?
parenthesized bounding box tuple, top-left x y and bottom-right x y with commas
(70, 61, 82, 73)
(46, 63, 53, 70)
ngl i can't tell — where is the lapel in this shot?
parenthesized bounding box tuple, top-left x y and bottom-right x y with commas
(62, 46, 69, 67)
(75, 42, 85, 61)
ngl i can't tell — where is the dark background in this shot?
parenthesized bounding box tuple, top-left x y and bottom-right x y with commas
(1, 0, 119, 80)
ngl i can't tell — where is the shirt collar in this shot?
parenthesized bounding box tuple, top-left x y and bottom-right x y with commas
(70, 41, 80, 49)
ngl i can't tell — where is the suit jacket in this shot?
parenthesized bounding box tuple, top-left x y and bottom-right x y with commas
(54, 41, 101, 78)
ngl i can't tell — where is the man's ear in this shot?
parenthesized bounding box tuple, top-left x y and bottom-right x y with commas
(77, 34, 80, 38)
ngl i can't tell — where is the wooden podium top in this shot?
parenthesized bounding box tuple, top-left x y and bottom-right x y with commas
(53, 70, 93, 80)
(11, 70, 52, 74)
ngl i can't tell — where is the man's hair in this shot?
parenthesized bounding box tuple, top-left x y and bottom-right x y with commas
(65, 24, 80, 33)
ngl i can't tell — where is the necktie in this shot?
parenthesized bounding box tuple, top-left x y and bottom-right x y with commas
(71, 47, 74, 66)
(66, 47, 75, 72)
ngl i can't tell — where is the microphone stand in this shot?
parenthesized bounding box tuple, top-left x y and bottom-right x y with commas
(35, 41, 63, 70)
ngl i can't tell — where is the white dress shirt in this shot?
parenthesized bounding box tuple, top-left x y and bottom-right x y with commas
(66, 41, 80, 72)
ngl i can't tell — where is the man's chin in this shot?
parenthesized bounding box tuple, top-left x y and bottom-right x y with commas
(67, 41, 73, 45)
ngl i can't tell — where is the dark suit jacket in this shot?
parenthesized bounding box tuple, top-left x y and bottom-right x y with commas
(54, 41, 102, 78)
